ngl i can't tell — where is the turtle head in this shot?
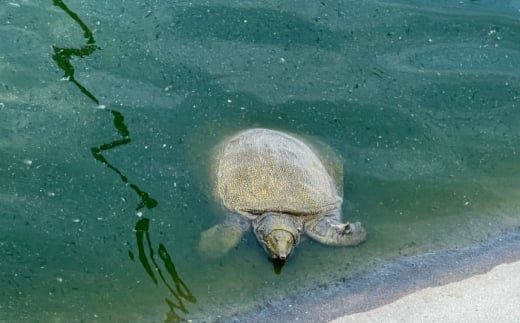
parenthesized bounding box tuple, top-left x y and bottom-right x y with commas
(253, 213, 302, 260)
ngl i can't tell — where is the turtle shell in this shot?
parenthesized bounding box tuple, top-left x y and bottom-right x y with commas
(215, 128, 342, 217)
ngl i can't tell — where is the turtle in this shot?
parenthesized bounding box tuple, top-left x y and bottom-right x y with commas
(198, 128, 366, 260)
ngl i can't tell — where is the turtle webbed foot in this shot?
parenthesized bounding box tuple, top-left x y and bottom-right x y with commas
(306, 218, 366, 246)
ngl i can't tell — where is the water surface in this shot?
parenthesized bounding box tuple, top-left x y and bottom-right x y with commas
(1, 0, 519, 321)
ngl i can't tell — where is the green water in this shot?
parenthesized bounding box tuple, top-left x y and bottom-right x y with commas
(1, 0, 519, 321)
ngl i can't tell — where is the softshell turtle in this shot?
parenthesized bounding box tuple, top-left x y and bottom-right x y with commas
(198, 128, 366, 260)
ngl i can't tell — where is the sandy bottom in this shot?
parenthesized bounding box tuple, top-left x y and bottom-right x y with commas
(229, 227, 520, 322)
(332, 260, 520, 322)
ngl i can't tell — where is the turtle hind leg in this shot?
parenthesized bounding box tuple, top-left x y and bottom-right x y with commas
(305, 216, 366, 247)
(198, 215, 250, 259)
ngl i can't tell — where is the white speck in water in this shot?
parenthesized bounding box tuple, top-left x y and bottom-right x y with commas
(48, 192, 56, 197)
(162, 143, 167, 148)
(136, 211, 143, 217)
(60, 76, 70, 81)
(8, 2, 20, 7)
(240, 106, 245, 110)
(73, 219, 80, 223)
(243, 19, 248, 23)
(173, 182, 177, 187)
(0, 102, 4, 108)
(280, 57, 286, 63)
(463, 201, 469, 206)
(97, 104, 106, 110)
(97, 217, 103, 221)
(144, 145, 148, 149)
(227, 99, 232, 103)
(23, 159, 33, 165)
(428, 38, 433, 43)
(56, 277, 63, 283)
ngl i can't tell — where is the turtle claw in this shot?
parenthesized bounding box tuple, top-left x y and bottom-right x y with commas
(339, 223, 351, 235)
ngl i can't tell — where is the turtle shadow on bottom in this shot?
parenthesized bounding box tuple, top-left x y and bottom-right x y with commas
(270, 258, 286, 275)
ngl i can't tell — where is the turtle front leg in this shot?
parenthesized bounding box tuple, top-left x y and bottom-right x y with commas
(305, 215, 366, 247)
(198, 215, 250, 259)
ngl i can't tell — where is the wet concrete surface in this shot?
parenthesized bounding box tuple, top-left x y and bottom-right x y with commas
(228, 227, 520, 322)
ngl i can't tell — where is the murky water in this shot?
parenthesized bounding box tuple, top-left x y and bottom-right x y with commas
(1, 1, 519, 322)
